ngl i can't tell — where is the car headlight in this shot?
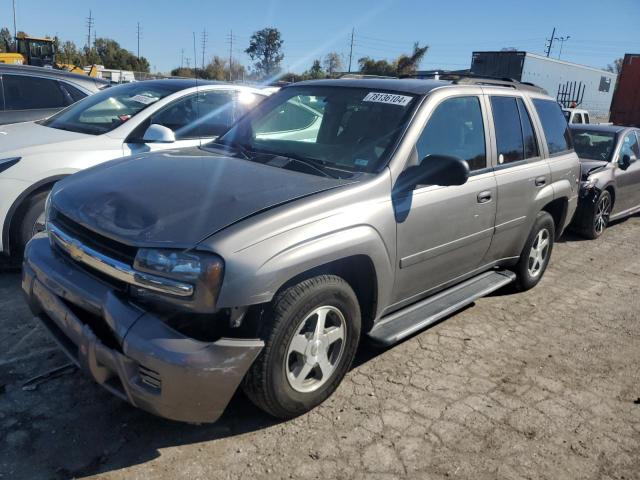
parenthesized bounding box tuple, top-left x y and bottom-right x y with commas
(44, 192, 53, 230)
(580, 178, 597, 190)
(134, 249, 224, 301)
(0, 157, 21, 175)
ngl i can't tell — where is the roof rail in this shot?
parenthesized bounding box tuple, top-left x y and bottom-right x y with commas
(401, 72, 547, 94)
(339, 73, 397, 79)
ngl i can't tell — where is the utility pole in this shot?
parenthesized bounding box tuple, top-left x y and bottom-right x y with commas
(201, 29, 208, 70)
(228, 29, 233, 81)
(348, 27, 354, 72)
(12, 0, 17, 39)
(86, 10, 94, 52)
(180, 48, 184, 70)
(556, 35, 570, 60)
(544, 27, 556, 57)
(136, 22, 141, 58)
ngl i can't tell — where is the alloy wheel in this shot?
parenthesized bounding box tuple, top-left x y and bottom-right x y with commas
(527, 228, 550, 278)
(594, 195, 611, 235)
(284, 305, 346, 393)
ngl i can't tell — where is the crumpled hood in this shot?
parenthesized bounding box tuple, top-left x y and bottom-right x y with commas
(51, 149, 351, 247)
(0, 121, 92, 155)
(579, 158, 609, 179)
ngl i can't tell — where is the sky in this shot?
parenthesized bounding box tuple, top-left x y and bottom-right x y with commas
(3, 0, 640, 74)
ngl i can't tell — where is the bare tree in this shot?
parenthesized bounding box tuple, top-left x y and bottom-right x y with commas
(323, 52, 342, 77)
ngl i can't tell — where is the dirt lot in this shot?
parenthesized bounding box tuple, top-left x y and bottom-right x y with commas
(1, 217, 639, 480)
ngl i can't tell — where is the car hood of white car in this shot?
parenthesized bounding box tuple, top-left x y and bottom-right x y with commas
(0, 121, 96, 157)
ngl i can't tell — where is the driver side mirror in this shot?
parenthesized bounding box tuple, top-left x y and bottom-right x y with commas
(142, 124, 176, 143)
(618, 154, 633, 170)
(396, 155, 470, 192)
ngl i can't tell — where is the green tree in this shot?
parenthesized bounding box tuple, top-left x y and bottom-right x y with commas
(359, 42, 428, 77)
(93, 37, 149, 72)
(0, 27, 13, 52)
(245, 27, 284, 79)
(323, 52, 342, 77)
(307, 59, 325, 79)
(396, 42, 429, 76)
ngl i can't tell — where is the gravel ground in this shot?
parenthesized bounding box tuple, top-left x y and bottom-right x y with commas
(0, 216, 639, 480)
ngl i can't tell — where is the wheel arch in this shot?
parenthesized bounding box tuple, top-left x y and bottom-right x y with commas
(541, 197, 569, 239)
(3, 175, 66, 256)
(274, 255, 379, 334)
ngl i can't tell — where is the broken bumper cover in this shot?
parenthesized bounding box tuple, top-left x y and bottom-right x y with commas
(22, 235, 264, 423)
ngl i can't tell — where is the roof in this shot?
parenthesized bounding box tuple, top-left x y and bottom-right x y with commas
(287, 78, 454, 95)
(0, 64, 109, 89)
(569, 124, 630, 134)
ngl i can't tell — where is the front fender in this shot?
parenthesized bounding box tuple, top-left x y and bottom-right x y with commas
(215, 225, 394, 315)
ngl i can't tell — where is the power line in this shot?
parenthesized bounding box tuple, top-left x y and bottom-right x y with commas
(86, 10, 94, 51)
(545, 27, 556, 57)
(348, 27, 354, 72)
(200, 28, 208, 70)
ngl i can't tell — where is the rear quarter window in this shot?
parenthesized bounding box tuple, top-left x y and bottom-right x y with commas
(533, 99, 573, 155)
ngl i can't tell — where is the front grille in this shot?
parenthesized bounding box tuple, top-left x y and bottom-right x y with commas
(62, 298, 122, 352)
(51, 209, 138, 265)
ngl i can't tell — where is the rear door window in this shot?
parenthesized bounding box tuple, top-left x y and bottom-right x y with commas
(491, 96, 525, 164)
(60, 83, 87, 103)
(416, 96, 486, 171)
(3, 74, 67, 110)
(517, 98, 539, 159)
(532, 99, 573, 155)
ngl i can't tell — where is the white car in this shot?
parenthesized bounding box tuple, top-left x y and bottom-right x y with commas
(0, 79, 268, 259)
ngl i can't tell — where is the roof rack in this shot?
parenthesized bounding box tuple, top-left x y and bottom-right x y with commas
(401, 72, 547, 94)
(339, 73, 397, 80)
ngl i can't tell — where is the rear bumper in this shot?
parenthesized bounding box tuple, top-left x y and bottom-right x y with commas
(22, 235, 264, 423)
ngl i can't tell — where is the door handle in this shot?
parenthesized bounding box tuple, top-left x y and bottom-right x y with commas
(477, 190, 492, 203)
(534, 176, 547, 187)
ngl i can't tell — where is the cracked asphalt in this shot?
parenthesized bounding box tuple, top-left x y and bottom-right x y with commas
(1, 216, 639, 480)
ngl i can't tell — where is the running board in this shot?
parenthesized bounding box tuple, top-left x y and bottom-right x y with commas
(368, 270, 516, 346)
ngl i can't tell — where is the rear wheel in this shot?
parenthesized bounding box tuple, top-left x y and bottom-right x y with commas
(243, 275, 361, 419)
(513, 211, 555, 291)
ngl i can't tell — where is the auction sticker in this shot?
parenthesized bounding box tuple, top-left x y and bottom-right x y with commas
(363, 92, 412, 106)
(130, 94, 158, 105)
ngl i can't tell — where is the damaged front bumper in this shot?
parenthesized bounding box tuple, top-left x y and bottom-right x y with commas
(22, 235, 264, 423)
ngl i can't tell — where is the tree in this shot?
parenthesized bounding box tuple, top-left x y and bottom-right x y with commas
(323, 52, 342, 77)
(245, 27, 284, 79)
(395, 42, 429, 76)
(359, 42, 428, 77)
(606, 58, 623, 74)
(0, 27, 13, 52)
(307, 59, 325, 79)
(358, 57, 396, 76)
(93, 38, 149, 72)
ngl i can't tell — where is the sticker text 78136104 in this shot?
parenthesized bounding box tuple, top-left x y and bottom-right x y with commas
(363, 92, 413, 107)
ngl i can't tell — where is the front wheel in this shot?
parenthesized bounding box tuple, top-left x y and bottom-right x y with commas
(15, 190, 50, 259)
(513, 211, 555, 291)
(243, 275, 361, 419)
(580, 190, 612, 240)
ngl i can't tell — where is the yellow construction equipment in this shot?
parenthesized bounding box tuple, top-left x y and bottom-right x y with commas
(0, 33, 98, 77)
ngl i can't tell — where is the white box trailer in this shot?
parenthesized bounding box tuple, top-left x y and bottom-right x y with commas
(471, 51, 617, 122)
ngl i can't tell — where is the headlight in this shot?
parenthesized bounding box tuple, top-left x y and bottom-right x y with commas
(134, 249, 224, 301)
(0, 157, 21, 175)
(580, 178, 597, 190)
(44, 192, 53, 230)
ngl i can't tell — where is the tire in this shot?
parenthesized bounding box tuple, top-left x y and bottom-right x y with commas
(243, 275, 361, 419)
(14, 190, 49, 259)
(579, 190, 612, 240)
(513, 211, 555, 291)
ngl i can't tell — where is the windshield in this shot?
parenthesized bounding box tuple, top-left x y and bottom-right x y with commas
(41, 83, 179, 135)
(210, 86, 418, 176)
(572, 130, 617, 161)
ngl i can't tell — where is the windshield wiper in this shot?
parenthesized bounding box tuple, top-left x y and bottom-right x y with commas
(211, 139, 253, 160)
(251, 148, 337, 179)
